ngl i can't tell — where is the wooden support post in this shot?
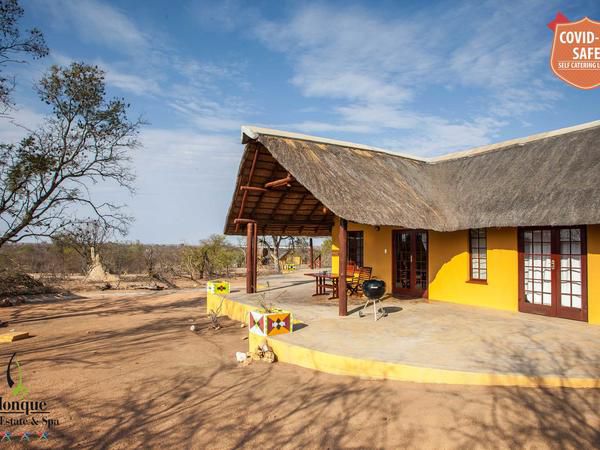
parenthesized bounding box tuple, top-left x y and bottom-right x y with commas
(264, 174, 293, 189)
(234, 218, 257, 225)
(309, 238, 314, 269)
(252, 223, 258, 293)
(338, 218, 348, 316)
(235, 146, 260, 232)
(239, 185, 268, 193)
(246, 223, 256, 294)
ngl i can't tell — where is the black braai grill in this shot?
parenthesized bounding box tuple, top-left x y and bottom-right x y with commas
(359, 279, 387, 321)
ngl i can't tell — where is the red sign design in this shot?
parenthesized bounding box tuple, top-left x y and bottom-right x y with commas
(549, 14, 600, 90)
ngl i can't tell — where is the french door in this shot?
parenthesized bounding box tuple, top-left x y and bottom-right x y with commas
(518, 227, 587, 322)
(392, 230, 428, 297)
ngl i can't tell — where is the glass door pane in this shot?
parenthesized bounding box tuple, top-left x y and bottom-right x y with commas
(523, 229, 552, 306)
(395, 231, 411, 290)
(559, 228, 583, 309)
(415, 232, 427, 290)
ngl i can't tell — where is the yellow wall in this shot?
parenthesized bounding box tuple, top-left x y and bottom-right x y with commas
(331, 218, 600, 323)
(587, 225, 600, 325)
(428, 228, 518, 312)
(331, 217, 395, 293)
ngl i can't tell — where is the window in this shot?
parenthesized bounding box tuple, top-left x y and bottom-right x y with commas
(347, 231, 364, 267)
(469, 229, 487, 281)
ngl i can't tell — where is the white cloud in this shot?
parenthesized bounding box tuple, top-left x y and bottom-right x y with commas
(103, 65, 162, 97)
(447, 1, 558, 88)
(256, 5, 433, 105)
(380, 117, 506, 155)
(37, 0, 149, 54)
(252, 0, 564, 154)
(0, 107, 45, 142)
(138, 128, 240, 170)
(167, 94, 250, 132)
(283, 107, 505, 156)
(32, 0, 253, 132)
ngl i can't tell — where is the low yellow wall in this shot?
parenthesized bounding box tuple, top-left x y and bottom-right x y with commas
(214, 293, 599, 387)
(428, 228, 519, 312)
(587, 225, 600, 325)
(206, 292, 254, 323)
(251, 334, 598, 388)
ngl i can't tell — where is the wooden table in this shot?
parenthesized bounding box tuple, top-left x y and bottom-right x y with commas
(305, 272, 340, 299)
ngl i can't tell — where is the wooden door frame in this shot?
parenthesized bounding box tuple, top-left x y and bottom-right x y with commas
(517, 226, 588, 322)
(517, 226, 554, 317)
(392, 229, 429, 298)
(556, 226, 588, 321)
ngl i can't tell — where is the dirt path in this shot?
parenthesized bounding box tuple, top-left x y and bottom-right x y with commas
(0, 289, 597, 449)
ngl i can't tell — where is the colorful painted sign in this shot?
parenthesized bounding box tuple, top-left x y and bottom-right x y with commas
(207, 280, 231, 295)
(249, 310, 293, 336)
(548, 13, 600, 89)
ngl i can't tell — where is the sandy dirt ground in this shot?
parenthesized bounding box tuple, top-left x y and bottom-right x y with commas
(0, 286, 598, 449)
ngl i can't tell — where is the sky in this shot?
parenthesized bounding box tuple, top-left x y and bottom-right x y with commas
(3, 0, 600, 244)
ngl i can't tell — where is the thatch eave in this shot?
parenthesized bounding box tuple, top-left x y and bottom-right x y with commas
(226, 120, 600, 235)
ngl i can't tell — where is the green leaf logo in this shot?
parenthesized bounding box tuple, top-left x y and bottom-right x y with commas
(6, 353, 28, 399)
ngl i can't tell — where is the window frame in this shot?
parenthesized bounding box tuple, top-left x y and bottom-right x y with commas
(469, 228, 487, 282)
(347, 231, 364, 267)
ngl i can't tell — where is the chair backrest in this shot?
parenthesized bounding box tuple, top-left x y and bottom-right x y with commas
(345, 263, 356, 279)
(358, 266, 372, 283)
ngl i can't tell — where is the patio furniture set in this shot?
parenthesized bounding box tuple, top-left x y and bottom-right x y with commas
(305, 264, 387, 320)
(306, 263, 371, 299)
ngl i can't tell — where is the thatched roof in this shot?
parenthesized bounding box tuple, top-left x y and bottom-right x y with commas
(224, 120, 600, 235)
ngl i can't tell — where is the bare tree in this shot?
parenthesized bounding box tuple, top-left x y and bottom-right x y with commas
(0, 62, 142, 249)
(260, 235, 291, 272)
(0, 0, 48, 112)
(51, 218, 125, 273)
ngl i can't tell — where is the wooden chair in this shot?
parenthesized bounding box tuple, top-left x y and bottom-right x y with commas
(345, 263, 356, 283)
(347, 266, 372, 296)
(323, 263, 355, 298)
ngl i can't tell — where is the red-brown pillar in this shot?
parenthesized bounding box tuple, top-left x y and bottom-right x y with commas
(246, 223, 252, 293)
(309, 238, 314, 269)
(338, 218, 348, 316)
(252, 224, 258, 292)
(246, 223, 256, 294)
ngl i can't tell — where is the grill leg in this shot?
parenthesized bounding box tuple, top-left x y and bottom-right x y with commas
(359, 297, 372, 318)
(359, 297, 387, 320)
(374, 298, 387, 321)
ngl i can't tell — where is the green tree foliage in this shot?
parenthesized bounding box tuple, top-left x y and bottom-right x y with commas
(182, 235, 243, 279)
(100, 241, 146, 275)
(0, 62, 142, 249)
(0, 0, 48, 111)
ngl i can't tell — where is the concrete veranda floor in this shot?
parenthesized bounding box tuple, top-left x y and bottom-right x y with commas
(227, 271, 600, 381)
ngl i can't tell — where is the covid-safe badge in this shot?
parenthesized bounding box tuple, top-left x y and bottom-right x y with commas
(548, 13, 600, 89)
